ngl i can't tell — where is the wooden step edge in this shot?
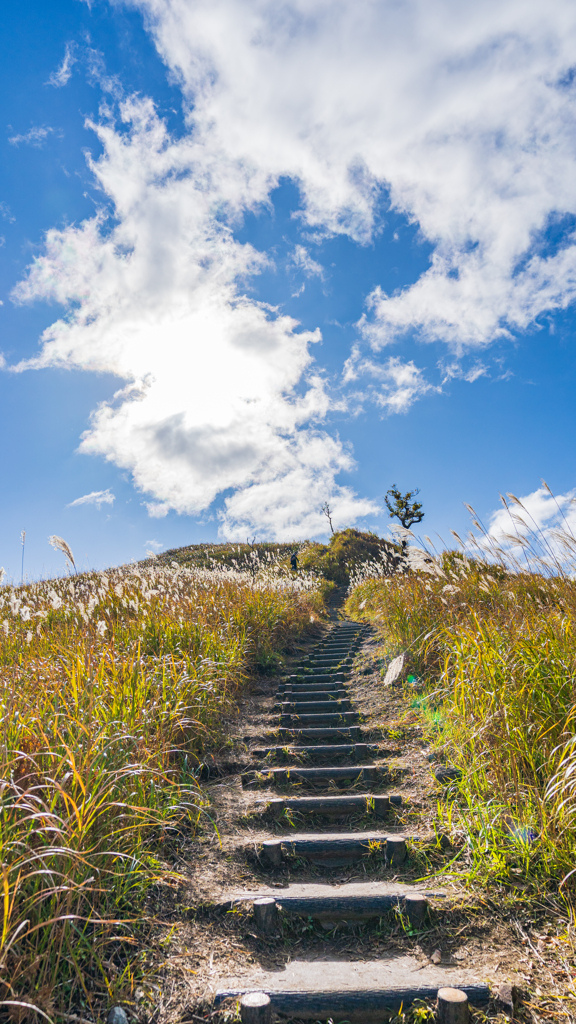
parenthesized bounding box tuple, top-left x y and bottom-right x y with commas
(215, 982, 490, 1018)
(252, 794, 392, 816)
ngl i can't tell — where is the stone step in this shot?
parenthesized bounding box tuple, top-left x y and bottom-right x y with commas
(277, 726, 362, 741)
(215, 957, 490, 1019)
(250, 743, 373, 762)
(254, 793, 390, 817)
(224, 880, 443, 922)
(279, 712, 358, 726)
(257, 829, 408, 867)
(277, 700, 352, 714)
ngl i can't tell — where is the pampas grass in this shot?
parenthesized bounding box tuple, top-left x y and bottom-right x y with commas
(0, 557, 324, 1020)
(48, 534, 76, 572)
(346, 491, 576, 890)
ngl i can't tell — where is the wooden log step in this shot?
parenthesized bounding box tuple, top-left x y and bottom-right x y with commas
(282, 672, 347, 684)
(279, 712, 358, 726)
(305, 659, 350, 667)
(313, 645, 356, 652)
(258, 829, 408, 867)
(277, 726, 362, 741)
(250, 743, 372, 762)
(277, 689, 348, 701)
(241, 765, 378, 789)
(224, 881, 441, 922)
(277, 700, 352, 714)
(279, 676, 346, 688)
(259, 764, 380, 784)
(313, 644, 356, 650)
(215, 958, 490, 1020)
(254, 794, 390, 817)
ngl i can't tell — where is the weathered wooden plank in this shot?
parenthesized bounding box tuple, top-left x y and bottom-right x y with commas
(279, 712, 358, 726)
(277, 689, 348, 701)
(280, 673, 347, 684)
(277, 726, 362, 740)
(255, 794, 390, 816)
(215, 958, 490, 1020)
(268, 764, 379, 783)
(277, 700, 352, 714)
(249, 743, 371, 761)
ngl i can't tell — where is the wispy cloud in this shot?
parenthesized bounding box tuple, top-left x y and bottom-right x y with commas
(46, 43, 76, 87)
(8, 126, 61, 148)
(441, 360, 490, 384)
(66, 489, 115, 509)
(343, 347, 437, 414)
(144, 539, 163, 551)
(0, 202, 14, 223)
(290, 245, 324, 279)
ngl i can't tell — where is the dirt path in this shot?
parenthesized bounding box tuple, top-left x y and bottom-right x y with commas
(147, 618, 576, 1024)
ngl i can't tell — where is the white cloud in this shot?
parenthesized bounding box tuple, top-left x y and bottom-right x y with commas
(144, 538, 163, 550)
(67, 489, 115, 509)
(290, 245, 324, 279)
(8, 126, 59, 148)
(441, 360, 489, 384)
(145, 501, 171, 519)
(47, 43, 77, 87)
(343, 347, 436, 414)
(14, 0, 576, 536)
(13, 98, 377, 538)
(126, 0, 576, 350)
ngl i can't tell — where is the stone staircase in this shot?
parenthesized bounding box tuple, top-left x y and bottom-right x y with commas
(214, 621, 490, 1023)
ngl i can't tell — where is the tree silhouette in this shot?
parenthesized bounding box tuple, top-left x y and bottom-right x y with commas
(385, 485, 424, 537)
(321, 501, 335, 534)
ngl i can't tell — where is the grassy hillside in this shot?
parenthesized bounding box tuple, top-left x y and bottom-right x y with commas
(346, 553, 576, 890)
(0, 558, 324, 1019)
(3, 521, 575, 1016)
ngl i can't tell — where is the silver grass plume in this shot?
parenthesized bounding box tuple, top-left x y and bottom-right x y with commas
(48, 535, 76, 572)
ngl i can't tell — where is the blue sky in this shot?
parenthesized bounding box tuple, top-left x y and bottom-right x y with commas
(2, 0, 576, 580)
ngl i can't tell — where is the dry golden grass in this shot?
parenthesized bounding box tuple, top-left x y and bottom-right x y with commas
(0, 559, 324, 1020)
(346, 546, 576, 893)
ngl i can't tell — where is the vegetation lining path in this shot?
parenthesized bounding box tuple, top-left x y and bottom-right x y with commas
(156, 614, 569, 1024)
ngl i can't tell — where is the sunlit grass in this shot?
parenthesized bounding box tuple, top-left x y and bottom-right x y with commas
(346, 551, 576, 891)
(0, 558, 324, 1019)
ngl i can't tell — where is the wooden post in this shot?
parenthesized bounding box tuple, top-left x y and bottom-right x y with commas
(405, 893, 427, 925)
(240, 991, 272, 1024)
(437, 987, 469, 1024)
(372, 795, 390, 817)
(386, 835, 406, 864)
(262, 840, 282, 867)
(254, 897, 278, 933)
